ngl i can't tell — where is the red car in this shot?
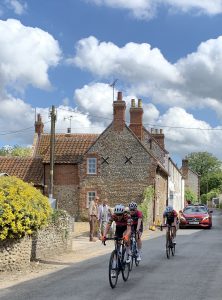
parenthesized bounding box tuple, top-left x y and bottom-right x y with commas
(179, 205, 212, 229)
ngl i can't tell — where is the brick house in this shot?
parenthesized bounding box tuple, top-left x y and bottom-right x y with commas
(32, 92, 168, 222)
(0, 92, 170, 223)
(180, 158, 200, 202)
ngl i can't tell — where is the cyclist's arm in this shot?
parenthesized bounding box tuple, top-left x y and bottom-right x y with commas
(125, 224, 131, 237)
(136, 218, 142, 231)
(136, 211, 143, 231)
(103, 223, 111, 237)
(162, 214, 166, 225)
(173, 216, 177, 227)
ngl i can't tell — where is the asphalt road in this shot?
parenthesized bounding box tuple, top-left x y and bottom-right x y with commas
(1, 210, 222, 300)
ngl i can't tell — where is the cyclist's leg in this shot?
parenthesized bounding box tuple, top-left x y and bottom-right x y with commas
(123, 227, 131, 262)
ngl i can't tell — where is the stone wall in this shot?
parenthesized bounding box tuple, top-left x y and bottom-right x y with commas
(0, 236, 31, 272)
(0, 215, 73, 272)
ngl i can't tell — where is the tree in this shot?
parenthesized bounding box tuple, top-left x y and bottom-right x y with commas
(200, 172, 222, 195)
(187, 152, 221, 177)
(0, 145, 32, 157)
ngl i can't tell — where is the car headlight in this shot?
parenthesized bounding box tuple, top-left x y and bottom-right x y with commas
(202, 216, 209, 221)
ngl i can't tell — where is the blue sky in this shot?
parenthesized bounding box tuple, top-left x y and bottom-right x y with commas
(1, 0, 222, 165)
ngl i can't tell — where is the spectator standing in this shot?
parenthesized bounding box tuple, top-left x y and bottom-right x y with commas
(89, 196, 99, 241)
(98, 198, 111, 239)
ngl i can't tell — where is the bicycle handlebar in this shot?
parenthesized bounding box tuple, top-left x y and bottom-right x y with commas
(157, 224, 176, 231)
(102, 237, 123, 246)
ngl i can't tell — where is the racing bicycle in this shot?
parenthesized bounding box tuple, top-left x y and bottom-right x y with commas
(103, 237, 130, 288)
(160, 224, 176, 259)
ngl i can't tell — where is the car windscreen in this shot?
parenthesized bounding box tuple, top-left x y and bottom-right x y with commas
(183, 206, 207, 214)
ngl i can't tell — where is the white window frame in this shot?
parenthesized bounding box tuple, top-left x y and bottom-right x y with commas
(87, 157, 97, 174)
(87, 191, 96, 208)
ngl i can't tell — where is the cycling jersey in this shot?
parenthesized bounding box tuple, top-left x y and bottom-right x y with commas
(163, 209, 178, 225)
(108, 212, 132, 239)
(130, 210, 143, 232)
(108, 212, 131, 227)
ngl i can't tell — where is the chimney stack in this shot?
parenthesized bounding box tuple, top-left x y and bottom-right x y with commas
(35, 114, 44, 136)
(151, 128, 165, 149)
(129, 99, 143, 140)
(113, 91, 126, 131)
(181, 158, 189, 179)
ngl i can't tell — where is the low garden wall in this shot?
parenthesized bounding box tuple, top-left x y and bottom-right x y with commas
(0, 215, 74, 272)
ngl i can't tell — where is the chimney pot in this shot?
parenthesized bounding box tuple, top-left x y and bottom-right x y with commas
(131, 99, 136, 108)
(155, 129, 158, 134)
(67, 128, 71, 134)
(138, 99, 142, 108)
(160, 129, 163, 134)
(117, 91, 122, 101)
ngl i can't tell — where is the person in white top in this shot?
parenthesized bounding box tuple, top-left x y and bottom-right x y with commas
(98, 198, 111, 239)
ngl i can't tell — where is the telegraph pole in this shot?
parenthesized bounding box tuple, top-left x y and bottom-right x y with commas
(49, 105, 57, 208)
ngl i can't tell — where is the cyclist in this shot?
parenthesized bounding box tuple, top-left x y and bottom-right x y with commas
(101, 204, 132, 263)
(128, 201, 143, 261)
(162, 205, 178, 244)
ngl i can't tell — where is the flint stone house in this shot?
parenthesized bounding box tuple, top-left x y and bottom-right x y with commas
(180, 158, 200, 202)
(0, 92, 172, 222)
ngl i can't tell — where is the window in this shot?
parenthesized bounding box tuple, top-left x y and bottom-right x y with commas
(87, 191, 96, 208)
(87, 158, 97, 174)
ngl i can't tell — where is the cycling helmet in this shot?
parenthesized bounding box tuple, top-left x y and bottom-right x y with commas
(129, 202, 137, 210)
(165, 205, 173, 213)
(114, 204, 125, 215)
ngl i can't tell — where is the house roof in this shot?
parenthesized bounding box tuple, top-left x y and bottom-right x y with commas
(142, 127, 168, 154)
(36, 134, 99, 163)
(0, 157, 43, 185)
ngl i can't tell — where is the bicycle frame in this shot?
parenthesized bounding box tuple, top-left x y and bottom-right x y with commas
(129, 231, 139, 270)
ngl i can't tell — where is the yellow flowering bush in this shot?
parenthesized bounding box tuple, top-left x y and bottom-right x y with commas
(0, 176, 52, 240)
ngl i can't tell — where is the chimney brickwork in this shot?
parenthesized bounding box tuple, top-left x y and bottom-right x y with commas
(35, 114, 44, 136)
(151, 129, 165, 149)
(129, 99, 143, 140)
(113, 91, 126, 132)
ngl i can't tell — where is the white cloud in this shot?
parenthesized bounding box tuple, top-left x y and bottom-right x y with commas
(74, 82, 114, 121)
(70, 35, 222, 117)
(157, 107, 222, 159)
(0, 19, 61, 92)
(69, 36, 181, 85)
(176, 37, 222, 101)
(5, 0, 27, 15)
(88, 0, 222, 20)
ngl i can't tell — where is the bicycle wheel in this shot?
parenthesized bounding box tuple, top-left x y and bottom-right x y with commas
(166, 233, 171, 259)
(135, 254, 140, 266)
(129, 242, 135, 271)
(129, 254, 133, 271)
(121, 248, 130, 281)
(109, 250, 119, 289)
(171, 242, 175, 256)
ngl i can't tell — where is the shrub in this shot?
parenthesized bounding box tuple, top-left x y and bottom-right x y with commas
(185, 188, 197, 203)
(0, 176, 52, 240)
(138, 186, 154, 223)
